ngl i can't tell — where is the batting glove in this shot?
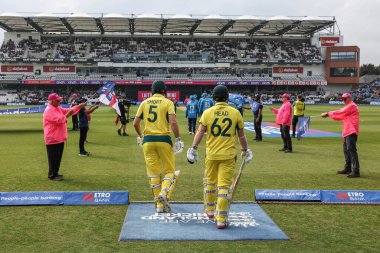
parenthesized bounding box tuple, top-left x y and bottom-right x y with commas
(241, 149, 253, 163)
(137, 136, 143, 147)
(174, 137, 184, 155)
(187, 147, 199, 164)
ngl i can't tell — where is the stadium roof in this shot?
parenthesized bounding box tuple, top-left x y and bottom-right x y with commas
(0, 13, 336, 36)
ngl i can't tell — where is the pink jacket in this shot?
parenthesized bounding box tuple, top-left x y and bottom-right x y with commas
(272, 101, 292, 126)
(328, 101, 359, 137)
(43, 104, 80, 145)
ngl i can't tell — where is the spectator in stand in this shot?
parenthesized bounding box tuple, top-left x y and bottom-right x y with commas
(321, 93, 360, 178)
(292, 95, 305, 138)
(270, 94, 293, 153)
(78, 97, 99, 156)
(43, 93, 86, 180)
(70, 93, 79, 131)
(186, 95, 199, 134)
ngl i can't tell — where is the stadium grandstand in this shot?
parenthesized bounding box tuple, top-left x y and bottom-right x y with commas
(0, 13, 362, 104)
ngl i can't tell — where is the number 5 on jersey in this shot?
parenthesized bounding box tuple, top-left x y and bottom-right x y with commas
(148, 105, 158, 122)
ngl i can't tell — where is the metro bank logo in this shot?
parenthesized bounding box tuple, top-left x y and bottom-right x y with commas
(82, 192, 94, 202)
(337, 191, 365, 201)
(82, 192, 112, 203)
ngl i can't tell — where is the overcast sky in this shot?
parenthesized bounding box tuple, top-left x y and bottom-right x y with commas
(1, 0, 379, 64)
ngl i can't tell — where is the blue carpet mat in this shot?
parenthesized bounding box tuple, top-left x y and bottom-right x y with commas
(119, 203, 289, 241)
(244, 122, 341, 138)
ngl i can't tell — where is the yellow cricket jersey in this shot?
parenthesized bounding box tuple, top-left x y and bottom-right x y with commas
(199, 102, 244, 160)
(136, 94, 175, 136)
(293, 100, 305, 116)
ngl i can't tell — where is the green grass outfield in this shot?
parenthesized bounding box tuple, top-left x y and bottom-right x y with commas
(0, 104, 379, 253)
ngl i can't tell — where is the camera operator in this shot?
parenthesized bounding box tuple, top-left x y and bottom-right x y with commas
(117, 99, 130, 136)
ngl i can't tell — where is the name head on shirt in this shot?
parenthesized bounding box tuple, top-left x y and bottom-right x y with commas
(214, 111, 229, 116)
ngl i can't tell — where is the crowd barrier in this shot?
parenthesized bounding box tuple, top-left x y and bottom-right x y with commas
(0, 191, 129, 206)
(255, 189, 380, 204)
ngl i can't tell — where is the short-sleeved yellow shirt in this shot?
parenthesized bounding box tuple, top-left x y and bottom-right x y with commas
(199, 102, 244, 160)
(136, 94, 175, 136)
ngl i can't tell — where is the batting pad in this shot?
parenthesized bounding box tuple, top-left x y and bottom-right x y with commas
(119, 203, 289, 241)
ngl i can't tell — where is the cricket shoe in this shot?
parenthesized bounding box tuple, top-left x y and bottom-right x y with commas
(205, 210, 215, 219)
(156, 206, 164, 213)
(156, 193, 171, 213)
(216, 221, 228, 229)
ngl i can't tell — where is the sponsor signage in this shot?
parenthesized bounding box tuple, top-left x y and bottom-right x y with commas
(244, 122, 341, 138)
(321, 190, 380, 204)
(321, 37, 340, 47)
(253, 189, 380, 204)
(138, 91, 152, 101)
(255, 189, 321, 201)
(370, 101, 380, 106)
(1, 57, 324, 65)
(43, 66, 76, 72)
(22, 79, 326, 86)
(1, 65, 33, 72)
(0, 192, 64, 205)
(216, 80, 271, 85)
(0, 106, 46, 115)
(272, 80, 327, 86)
(119, 203, 289, 241)
(23, 80, 56, 85)
(138, 91, 179, 102)
(63, 191, 129, 205)
(22, 80, 273, 85)
(273, 66, 304, 74)
(329, 101, 344, 105)
(166, 91, 180, 102)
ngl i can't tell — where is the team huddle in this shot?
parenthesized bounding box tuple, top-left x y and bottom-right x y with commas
(133, 81, 253, 229)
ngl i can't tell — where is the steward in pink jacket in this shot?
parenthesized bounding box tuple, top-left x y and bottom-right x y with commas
(270, 94, 293, 153)
(272, 100, 292, 126)
(43, 93, 83, 180)
(321, 93, 360, 177)
(327, 101, 359, 137)
(43, 103, 81, 144)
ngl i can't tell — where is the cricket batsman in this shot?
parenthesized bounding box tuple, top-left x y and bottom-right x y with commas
(186, 85, 253, 229)
(133, 81, 184, 213)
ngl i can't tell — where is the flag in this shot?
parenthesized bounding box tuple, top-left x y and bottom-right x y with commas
(228, 93, 245, 107)
(297, 116, 310, 141)
(97, 81, 121, 116)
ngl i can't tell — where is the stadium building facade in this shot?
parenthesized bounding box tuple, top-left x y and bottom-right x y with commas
(0, 13, 359, 104)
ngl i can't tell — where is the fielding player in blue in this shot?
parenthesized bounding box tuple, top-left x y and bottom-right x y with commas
(187, 85, 253, 229)
(198, 92, 215, 116)
(133, 81, 184, 213)
(186, 95, 199, 134)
